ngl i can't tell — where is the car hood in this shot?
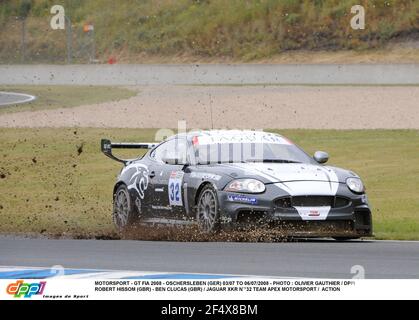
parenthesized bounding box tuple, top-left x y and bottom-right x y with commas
(220, 163, 354, 184)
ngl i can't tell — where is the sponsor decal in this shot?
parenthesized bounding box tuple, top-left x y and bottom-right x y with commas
(170, 171, 184, 179)
(196, 131, 292, 146)
(309, 210, 320, 217)
(227, 195, 258, 205)
(168, 171, 184, 206)
(151, 205, 172, 211)
(294, 206, 330, 221)
(6, 280, 46, 298)
(190, 172, 222, 181)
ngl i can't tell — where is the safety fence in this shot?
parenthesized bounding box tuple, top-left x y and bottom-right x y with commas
(0, 16, 96, 64)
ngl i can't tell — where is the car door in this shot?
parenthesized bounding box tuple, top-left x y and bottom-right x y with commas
(148, 138, 189, 219)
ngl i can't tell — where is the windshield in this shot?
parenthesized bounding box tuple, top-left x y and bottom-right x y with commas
(194, 142, 315, 165)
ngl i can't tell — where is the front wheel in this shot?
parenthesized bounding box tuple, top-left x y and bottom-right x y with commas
(113, 184, 137, 230)
(196, 185, 220, 233)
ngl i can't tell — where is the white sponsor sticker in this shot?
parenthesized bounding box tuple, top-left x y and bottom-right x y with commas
(190, 172, 222, 181)
(294, 206, 331, 221)
(168, 171, 184, 206)
(196, 132, 292, 146)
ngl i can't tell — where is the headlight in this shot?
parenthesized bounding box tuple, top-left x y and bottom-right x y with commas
(224, 179, 265, 194)
(346, 177, 364, 193)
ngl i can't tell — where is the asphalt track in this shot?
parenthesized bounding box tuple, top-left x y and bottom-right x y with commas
(1, 238, 418, 279)
(1, 64, 419, 85)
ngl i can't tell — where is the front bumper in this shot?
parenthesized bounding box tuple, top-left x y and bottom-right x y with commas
(218, 183, 373, 238)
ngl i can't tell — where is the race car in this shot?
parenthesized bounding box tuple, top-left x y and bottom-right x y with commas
(101, 130, 372, 239)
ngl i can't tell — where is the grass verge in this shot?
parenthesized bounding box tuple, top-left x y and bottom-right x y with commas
(1, 1, 419, 63)
(0, 128, 417, 240)
(0, 86, 137, 114)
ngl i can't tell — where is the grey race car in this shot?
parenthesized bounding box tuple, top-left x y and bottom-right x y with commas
(101, 130, 372, 239)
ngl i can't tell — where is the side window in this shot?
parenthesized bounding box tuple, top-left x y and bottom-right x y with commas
(150, 142, 167, 162)
(150, 139, 188, 164)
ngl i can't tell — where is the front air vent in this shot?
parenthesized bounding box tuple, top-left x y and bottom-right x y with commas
(334, 196, 351, 208)
(274, 197, 292, 208)
(292, 196, 333, 207)
(275, 196, 350, 208)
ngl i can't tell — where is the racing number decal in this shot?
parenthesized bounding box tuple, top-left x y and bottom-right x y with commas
(169, 182, 180, 203)
(168, 171, 184, 206)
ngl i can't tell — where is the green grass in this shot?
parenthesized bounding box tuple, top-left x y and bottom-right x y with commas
(0, 86, 137, 114)
(0, 0, 418, 63)
(0, 128, 418, 240)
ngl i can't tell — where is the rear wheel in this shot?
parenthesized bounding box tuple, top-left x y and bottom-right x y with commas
(196, 185, 220, 233)
(113, 184, 136, 230)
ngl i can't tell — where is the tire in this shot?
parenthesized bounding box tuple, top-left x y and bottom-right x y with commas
(113, 184, 137, 230)
(196, 185, 220, 233)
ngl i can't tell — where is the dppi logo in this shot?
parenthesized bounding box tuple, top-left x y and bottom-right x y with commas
(6, 280, 46, 298)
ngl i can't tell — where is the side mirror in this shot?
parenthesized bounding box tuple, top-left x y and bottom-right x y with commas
(313, 151, 329, 164)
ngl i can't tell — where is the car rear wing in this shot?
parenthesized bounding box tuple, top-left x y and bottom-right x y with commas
(101, 139, 158, 164)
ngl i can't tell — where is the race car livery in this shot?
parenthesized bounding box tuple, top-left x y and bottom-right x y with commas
(101, 130, 372, 239)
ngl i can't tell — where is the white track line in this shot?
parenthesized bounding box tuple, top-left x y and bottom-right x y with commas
(0, 91, 36, 106)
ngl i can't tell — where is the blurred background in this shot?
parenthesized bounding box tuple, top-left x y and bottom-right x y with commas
(0, 0, 418, 64)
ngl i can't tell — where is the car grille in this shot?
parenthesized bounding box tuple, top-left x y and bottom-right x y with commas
(275, 196, 350, 208)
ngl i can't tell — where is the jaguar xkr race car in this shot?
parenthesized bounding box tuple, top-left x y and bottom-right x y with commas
(101, 130, 372, 239)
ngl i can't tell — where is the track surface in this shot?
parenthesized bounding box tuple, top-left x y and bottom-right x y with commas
(1, 85, 418, 129)
(1, 64, 419, 85)
(1, 238, 419, 279)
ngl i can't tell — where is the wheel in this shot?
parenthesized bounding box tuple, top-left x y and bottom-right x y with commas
(113, 184, 136, 230)
(196, 185, 220, 233)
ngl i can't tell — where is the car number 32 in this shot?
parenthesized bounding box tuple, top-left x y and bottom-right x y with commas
(168, 172, 183, 206)
(169, 182, 180, 202)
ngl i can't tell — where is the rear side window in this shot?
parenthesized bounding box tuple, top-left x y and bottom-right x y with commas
(150, 139, 189, 163)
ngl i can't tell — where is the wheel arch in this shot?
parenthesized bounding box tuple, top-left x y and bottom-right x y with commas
(112, 181, 139, 229)
(113, 182, 138, 213)
(113, 181, 127, 198)
(194, 181, 216, 205)
(194, 181, 221, 233)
